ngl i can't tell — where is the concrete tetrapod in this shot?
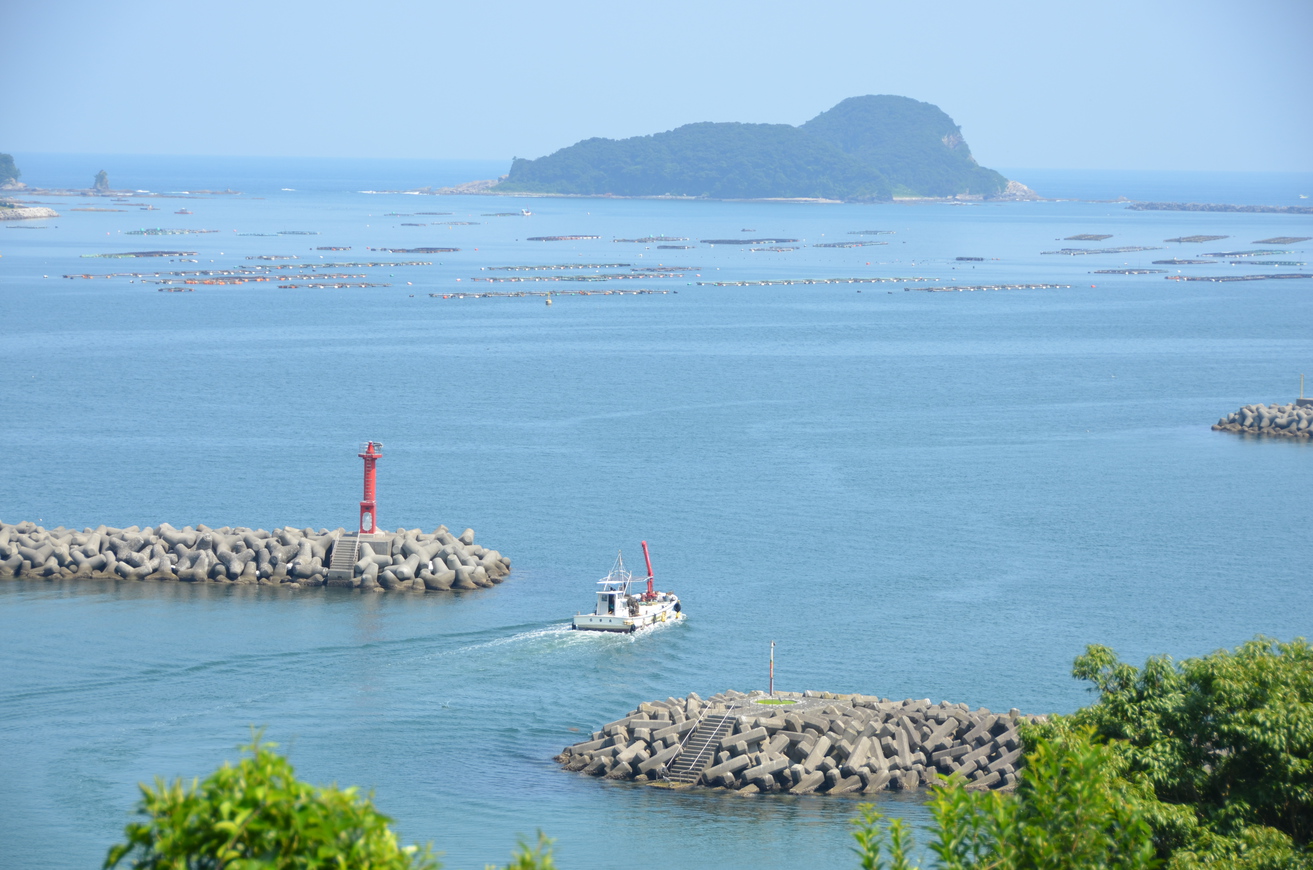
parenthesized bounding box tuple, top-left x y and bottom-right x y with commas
(556, 689, 1040, 795)
(0, 520, 512, 594)
(1214, 401, 1313, 439)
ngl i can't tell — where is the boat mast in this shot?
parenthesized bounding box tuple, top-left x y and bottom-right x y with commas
(641, 540, 655, 599)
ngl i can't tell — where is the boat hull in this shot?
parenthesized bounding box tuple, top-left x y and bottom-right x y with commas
(572, 600, 684, 633)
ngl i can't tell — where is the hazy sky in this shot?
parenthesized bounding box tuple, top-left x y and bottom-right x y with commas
(4, 0, 1311, 170)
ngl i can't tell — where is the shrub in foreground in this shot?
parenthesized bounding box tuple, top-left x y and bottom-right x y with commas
(105, 735, 555, 870)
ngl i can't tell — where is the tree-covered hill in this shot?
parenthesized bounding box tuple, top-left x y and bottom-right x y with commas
(800, 95, 1008, 198)
(0, 153, 20, 186)
(496, 121, 891, 201)
(494, 96, 1011, 201)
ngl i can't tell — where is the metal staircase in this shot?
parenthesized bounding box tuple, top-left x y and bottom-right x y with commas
(326, 533, 359, 583)
(664, 705, 739, 785)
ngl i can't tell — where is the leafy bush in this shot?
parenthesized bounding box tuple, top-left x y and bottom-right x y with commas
(106, 735, 559, 870)
(1064, 636, 1313, 869)
(851, 727, 1159, 869)
(852, 636, 1313, 870)
(105, 736, 438, 869)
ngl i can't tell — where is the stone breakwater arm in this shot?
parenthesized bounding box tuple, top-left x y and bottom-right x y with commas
(0, 205, 59, 220)
(556, 689, 1036, 795)
(1213, 402, 1313, 439)
(0, 520, 511, 592)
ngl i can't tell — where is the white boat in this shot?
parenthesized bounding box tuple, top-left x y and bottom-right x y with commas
(572, 542, 684, 633)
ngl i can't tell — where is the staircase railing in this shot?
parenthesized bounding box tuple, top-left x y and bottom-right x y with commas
(663, 702, 739, 784)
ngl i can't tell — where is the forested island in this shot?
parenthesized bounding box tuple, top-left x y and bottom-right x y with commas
(0, 153, 60, 220)
(0, 152, 21, 188)
(493, 96, 1029, 202)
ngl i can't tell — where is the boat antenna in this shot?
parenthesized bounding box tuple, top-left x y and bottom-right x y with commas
(641, 540, 655, 599)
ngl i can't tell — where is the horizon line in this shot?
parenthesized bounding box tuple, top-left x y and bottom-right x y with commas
(5, 150, 1313, 175)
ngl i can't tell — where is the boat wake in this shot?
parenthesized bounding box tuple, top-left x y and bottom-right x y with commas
(428, 618, 684, 662)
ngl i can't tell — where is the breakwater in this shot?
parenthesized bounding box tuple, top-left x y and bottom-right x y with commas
(1127, 201, 1313, 215)
(1213, 402, 1313, 439)
(0, 205, 60, 221)
(0, 521, 511, 592)
(556, 689, 1035, 795)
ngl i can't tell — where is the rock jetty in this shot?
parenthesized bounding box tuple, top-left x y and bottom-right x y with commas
(0, 204, 59, 221)
(556, 689, 1036, 795)
(0, 521, 511, 592)
(1213, 402, 1313, 439)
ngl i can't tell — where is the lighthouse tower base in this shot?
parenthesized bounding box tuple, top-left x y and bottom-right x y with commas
(325, 531, 397, 586)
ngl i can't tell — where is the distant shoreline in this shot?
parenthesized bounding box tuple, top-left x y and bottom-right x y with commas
(391, 180, 1310, 211)
(370, 179, 1042, 205)
(1127, 201, 1313, 215)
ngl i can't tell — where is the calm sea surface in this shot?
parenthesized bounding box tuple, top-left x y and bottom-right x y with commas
(2, 158, 1311, 869)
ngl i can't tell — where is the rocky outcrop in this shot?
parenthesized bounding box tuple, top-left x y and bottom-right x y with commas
(433, 177, 505, 195)
(0, 520, 511, 592)
(0, 205, 59, 220)
(557, 689, 1036, 795)
(990, 180, 1041, 201)
(1213, 402, 1313, 439)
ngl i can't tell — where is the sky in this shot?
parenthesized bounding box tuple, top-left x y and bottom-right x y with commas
(3, 0, 1312, 171)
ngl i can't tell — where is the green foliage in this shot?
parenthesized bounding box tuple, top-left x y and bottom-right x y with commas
(495, 94, 1013, 201)
(0, 152, 19, 184)
(851, 727, 1158, 869)
(1064, 636, 1313, 868)
(94, 169, 110, 191)
(105, 735, 438, 870)
(800, 95, 1008, 197)
(487, 832, 556, 870)
(852, 804, 917, 870)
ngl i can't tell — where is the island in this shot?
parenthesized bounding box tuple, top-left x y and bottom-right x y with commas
(491, 96, 1036, 203)
(0, 152, 20, 188)
(0, 153, 60, 220)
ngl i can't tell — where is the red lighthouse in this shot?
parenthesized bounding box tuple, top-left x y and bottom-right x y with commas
(358, 441, 382, 534)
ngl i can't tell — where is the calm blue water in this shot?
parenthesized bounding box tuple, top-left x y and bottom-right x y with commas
(2, 158, 1311, 870)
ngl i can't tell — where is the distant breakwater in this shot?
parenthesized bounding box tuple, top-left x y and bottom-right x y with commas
(0, 521, 511, 592)
(1126, 201, 1313, 216)
(0, 205, 59, 221)
(557, 689, 1036, 795)
(1213, 401, 1313, 439)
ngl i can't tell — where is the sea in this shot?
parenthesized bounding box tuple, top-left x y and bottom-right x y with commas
(2, 155, 1311, 870)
